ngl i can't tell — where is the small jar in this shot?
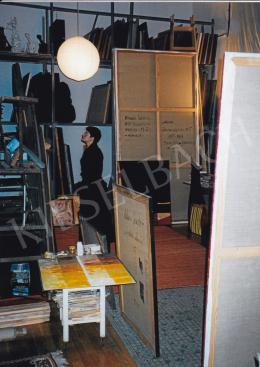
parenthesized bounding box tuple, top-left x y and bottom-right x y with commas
(76, 241, 84, 256)
(68, 245, 76, 255)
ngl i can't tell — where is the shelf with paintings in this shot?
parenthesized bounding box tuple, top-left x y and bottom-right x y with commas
(0, 51, 53, 64)
(41, 122, 111, 127)
(0, 166, 41, 175)
(86, 14, 215, 63)
(0, 94, 54, 258)
(0, 52, 112, 71)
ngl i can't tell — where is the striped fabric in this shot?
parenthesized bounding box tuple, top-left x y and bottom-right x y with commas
(190, 204, 204, 236)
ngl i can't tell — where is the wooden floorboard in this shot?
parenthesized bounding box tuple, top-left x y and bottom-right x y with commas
(112, 224, 208, 289)
(155, 225, 207, 289)
(0, 225, 207, 365)
(0, 314, 137, 367)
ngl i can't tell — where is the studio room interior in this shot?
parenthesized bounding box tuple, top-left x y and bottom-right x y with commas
(0, 2, 260, 367)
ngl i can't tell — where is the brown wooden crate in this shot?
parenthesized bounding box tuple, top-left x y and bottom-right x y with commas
(54, 224, 80, 251)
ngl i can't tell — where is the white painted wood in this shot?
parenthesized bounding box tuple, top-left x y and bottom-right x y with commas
(61, 287, 103, 343)
(99, 286, 106, 338)
(204, 52, 260, 367)
(62, 289, 69, 343)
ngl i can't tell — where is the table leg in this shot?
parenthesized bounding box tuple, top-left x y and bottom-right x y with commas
(100, 286, 106, 338)
(63, 289, 69, 342)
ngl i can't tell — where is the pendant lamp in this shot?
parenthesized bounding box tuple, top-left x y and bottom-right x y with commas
(57, 3, 100, 81)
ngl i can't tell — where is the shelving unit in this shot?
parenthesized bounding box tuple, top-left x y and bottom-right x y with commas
(0, 51, 53, 63)
(0, 96, 54, 263)
(0, 2, 215, 127)
(0, 1, 216, 255)
(0, 3, 220, 344)
(0, 51, 112, 69)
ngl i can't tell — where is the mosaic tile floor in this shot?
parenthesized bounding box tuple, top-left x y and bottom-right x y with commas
(107, 286, 205, 367)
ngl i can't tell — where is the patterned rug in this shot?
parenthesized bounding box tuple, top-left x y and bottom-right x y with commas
(107, 286, 205, 367)
(0, 351, 68, 367)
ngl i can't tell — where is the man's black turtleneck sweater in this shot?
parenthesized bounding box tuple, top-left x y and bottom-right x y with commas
(80, 143, 103, 185)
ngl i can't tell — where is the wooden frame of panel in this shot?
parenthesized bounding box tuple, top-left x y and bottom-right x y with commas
(113, 49, 199, 163)
(113, 184, 160, 357)
(169, 25, 196, 51)
(113, 49, 201, 222)
(204, 52, 260, 367)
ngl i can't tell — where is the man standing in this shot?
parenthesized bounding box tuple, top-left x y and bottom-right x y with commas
(74, 126, 112, 246)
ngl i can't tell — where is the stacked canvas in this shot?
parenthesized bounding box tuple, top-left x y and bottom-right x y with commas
(197, 33, 218, 65)
(52, 290, 100, 321)
(85, 19, 217, 61)
(0, 301, 50, 328)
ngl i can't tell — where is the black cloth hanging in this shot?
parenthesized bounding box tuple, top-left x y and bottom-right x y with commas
(28, 72, 76, 123)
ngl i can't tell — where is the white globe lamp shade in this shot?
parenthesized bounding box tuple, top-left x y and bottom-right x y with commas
(57, 36, 100, 81)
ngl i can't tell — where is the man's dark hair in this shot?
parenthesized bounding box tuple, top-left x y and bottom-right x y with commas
(86, 126, 101, 143)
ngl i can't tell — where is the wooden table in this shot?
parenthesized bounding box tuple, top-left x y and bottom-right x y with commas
(38, 255, 135, 342)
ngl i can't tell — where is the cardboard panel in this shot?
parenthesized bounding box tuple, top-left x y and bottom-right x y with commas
(215, 258, 260, 367)
(114, 49, 200, 222)
(160, 112, 196, 162)
(118, 111, 157, 160)
(158, 54, 195, 108)
(113, 185, 159, 357)
(221, 65, 260, 247)
(204, 53, 260, 367)
(117, 51, 156, 108)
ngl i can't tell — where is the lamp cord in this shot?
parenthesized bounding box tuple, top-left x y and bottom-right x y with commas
(77, 2, 79, 36)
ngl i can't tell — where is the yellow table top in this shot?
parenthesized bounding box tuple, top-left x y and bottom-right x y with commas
(78, 255, 135, 287)
(38, 255, 135, 291)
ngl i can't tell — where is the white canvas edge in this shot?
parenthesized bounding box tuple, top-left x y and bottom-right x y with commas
(203, 51, 260, 367)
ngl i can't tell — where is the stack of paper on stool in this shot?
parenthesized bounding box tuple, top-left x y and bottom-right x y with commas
(84, 244, 102, 255)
